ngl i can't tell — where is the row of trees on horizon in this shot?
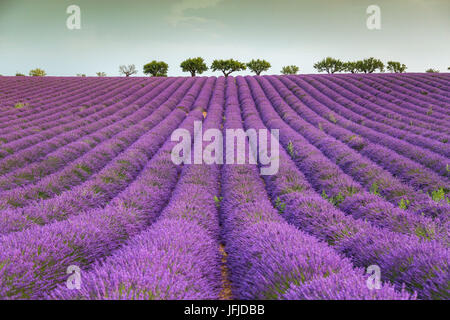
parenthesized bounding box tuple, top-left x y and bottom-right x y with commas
(4, 57, 449, 78)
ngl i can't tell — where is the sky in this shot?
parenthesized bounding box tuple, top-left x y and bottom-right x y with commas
(0, 0, 449, 76)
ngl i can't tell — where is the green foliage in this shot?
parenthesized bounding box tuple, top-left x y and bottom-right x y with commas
(370, 182, 380, 196)
(143, 61, 168, 77)
(430, 188, 449, 203)
(96, 72, 107, 77)
(287, 141, 295, 157)
(275, 197, 286, 213)
(343, 62, 359, 73)
(76, 74, 86, 77)
(355, 58, 384, 73)
(313, 57, 345, 74)
(29, 68, 46, 77)
(425, 68, 439, 73)
(180, 57, 208, 77)
(330, 192, 345, 206)
(119, 64, 137, 77)
(14, 102, 28, 109)
(387, 61, 407, 73)
(321, 190, 345, 206)
(246, 59, 271, 75)
(211, 59, 246, 77)
(398, 198, 410, 210)
(281, 65, 299, 75)
(15, 73, 25, 76)
(213, 195, 223, 208)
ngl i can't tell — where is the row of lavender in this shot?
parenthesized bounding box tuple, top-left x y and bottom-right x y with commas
(0, 74, 448, 300)
(4, 74, 447, 198)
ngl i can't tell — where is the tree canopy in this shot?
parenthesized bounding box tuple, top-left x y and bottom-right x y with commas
(29, 68, 46, 77)
(143, 61, 169, 77)
(119, 65, 137, 77)
(180, 57, 208, 77)
(343, 62, 359, 73)
(313, 57, 345, 74)
(96, 72, 107, 77)
(211, 59, 246, 77)
(426, 68, 439, 73)
(355, 58, 385, 73)
(246, 59, 271, 75)
(281, 65, 299, 75)
(386, 61, 407, 73)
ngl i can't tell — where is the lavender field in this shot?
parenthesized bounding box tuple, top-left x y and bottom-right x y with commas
(0, 73, 448, 300)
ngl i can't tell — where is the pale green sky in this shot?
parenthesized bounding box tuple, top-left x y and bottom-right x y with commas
(0, 0, 449, 76)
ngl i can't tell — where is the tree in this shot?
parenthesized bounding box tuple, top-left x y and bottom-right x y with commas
(246, 59, 271, 75)
(356, 58, 384, 73)
(281, 65, 299, 75)
(15, 73, 25, 76)
(211, 59, 246, 77)
(143, 61, 168, 77)
(386, 61, 407, 73)
(426, 68, 439, 73)
(313, 57, 344, 74)
(119, 65, 138, 77)
(76, 74, 86, 77)
(180, 57, 208, 77)
(29, 68, 46, 76)
(343, 62, 360, 73)
(96, 72, 107, 77)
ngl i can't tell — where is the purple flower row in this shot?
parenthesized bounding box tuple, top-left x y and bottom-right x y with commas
(341, 74, 450, 121)
(0, 77, 204, 235)
(0, 78, 173, 191)
(398, 74, 450, 101)
(337, 74, 450, 123)
(284, 75, 449, 177)
(50, 78, 225, 300)
(0, 77, 213, 299)
(0, 79, 155, 160)
(220, 77, 412, 300)
(0, 78, 126, 129)
(0, 79, 143, 144)
(298, 76, 449, 157)
(263, 76, 449, 219)
(235, 76, 447, 299)
(0, 76, 96, 115)
(316, 75, 449, 138)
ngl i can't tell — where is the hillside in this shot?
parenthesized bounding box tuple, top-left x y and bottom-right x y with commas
(0, 73, 448, 300)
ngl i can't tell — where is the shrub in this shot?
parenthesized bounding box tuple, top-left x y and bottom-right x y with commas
(143, 61, 168, 77)
(29, 68, 46, 76)
(281, 65, 299, 75)
(180, 57, 208, 77)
